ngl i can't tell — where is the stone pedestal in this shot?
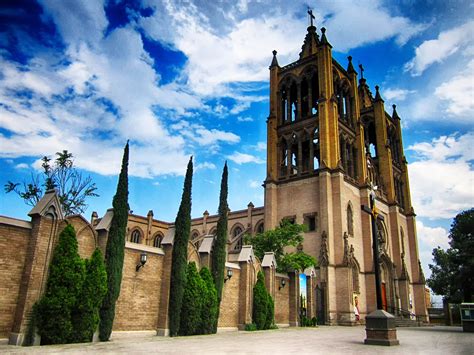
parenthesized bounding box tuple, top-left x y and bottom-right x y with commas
(364, 310, 399, 346)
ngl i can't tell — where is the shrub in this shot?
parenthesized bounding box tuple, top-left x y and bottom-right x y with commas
(265, 292, 275, 329)
(244, 323, 257, 331)
(199, 267, 219, 334)
(71, 248, 107, 343)
(179, 262, 204, 336)
(36, 224, 85, 345)
(252, 272, 269, 330)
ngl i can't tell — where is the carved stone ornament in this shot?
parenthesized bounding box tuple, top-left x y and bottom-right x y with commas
(319, 231, 329, 267)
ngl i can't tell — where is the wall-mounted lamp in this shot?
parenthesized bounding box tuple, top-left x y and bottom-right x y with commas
(136, 252, 147, 272)
(279, 279, 286, 290)
(224, 268, 233, 283)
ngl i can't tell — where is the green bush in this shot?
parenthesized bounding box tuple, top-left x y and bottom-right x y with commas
(36, 224, 85, 345)
(179, 262, 204, 336)
(252, 272, 268, 330)
(265, 292, 275, 329)
(311, 317, 318, 326)
(71, 248, 107, 343)
(244, 323, 257, 331)
(199, 267, 219, 334)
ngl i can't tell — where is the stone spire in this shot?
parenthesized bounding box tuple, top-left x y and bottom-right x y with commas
(347, 56, 357, 75)
(299, 24, 320, 59)
(319, 27, 331, 47)
(392, 104, 400, 120)
(270, 50, 279, 68)
(374, 85, 383, 102)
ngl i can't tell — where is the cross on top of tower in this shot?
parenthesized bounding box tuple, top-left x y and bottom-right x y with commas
(307, 8, 315, 27)
(359, 63, 365, 79)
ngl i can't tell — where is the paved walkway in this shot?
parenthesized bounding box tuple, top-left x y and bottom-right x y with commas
(0, 326, 472, 354)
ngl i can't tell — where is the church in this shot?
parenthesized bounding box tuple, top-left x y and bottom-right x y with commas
(0, 22, 428, 344)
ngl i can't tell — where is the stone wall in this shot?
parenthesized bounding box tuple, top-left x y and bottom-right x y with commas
(113, 243, 165, 331)
(0, 219, 30, 337)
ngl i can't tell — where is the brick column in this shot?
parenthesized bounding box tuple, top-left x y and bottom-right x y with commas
(9, 215, 59, 345)
(238, 262, 253, 328)
(288, 271, 299, 326)
(156, 243, 173, 336)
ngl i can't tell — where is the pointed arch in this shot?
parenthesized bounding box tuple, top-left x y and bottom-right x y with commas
(129, 227, 143, 244)
(152, 232, 164, 248)
(346, 202, 354, 237)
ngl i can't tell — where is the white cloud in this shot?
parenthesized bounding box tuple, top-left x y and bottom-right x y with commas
(139, 0, 426, 98)
(383, 88, 416, 102)
(228, 152, 264, 165)
(255, 142, 266, 151)
(408, 133, 474, 219)
(404, 21, 474, 76)
(416, 220, 449, 279)
(195, 162, 217, 171)
(237, 116, 254, 122)
(15, 163, 29, 170)
(249, 180, 260, 188)
(434, 60, 474, 117)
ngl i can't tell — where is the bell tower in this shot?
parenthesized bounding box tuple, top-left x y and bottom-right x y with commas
(263, 17, 427, 325)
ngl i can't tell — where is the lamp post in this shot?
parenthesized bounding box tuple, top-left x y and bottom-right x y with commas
(362, 189, 383, 310)
(361, 185, 399, 346)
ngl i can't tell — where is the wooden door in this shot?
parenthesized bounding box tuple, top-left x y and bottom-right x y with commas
(381, 283, 387, 311)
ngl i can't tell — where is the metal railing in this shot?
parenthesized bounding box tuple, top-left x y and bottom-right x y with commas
(386, 306, 425, 326)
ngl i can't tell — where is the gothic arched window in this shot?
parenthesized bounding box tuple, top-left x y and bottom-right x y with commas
(153, 233, 163, 248)
(130, 229, 141, 244)
(255, 221, 264, 234)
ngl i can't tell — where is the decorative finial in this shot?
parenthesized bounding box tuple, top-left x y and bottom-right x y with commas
(320, 27, 329, 45)
(392, 104, 400, 120)
(307, 8, 315, 27)
(374, 85, 383, 101)
(347, 56, 356, 74)
(270, 50, 279, 68)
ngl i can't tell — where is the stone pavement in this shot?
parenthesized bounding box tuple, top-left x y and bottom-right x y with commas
(0, 326, 472, 354)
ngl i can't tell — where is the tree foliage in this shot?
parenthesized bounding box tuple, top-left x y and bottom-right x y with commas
(36, 224, 85, 345)
(212, 162, 228, 307)
(4, 150, 98, 216)
(428, 208, 474, 303)
(199, 267, 219, 334)
(252, 272, 274, 330)
(244, 220, 316, 272)
(71, 248, 107, 343)
(169, 157, 193, 337)
(179, 262, 205, 336)
(99, 142, 129, 341)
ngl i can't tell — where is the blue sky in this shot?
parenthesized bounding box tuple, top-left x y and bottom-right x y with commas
(0, 0, 473, 281)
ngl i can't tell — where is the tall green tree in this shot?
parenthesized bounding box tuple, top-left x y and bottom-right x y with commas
(199, 267, 219, 334)
(211, 162, 228, 330)
(71, 248, 107, 343)
(35, 224, 85, 345)
(253, 271, 272, 330)
(244, 220, 316, 272)
(168, 157, 193, 337)
(4, 150, 98, 216)
(99, 141, 129, 341)
(428, 208, 474, 303)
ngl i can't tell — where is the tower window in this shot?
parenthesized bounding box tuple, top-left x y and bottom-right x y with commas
(304, 213, 317, 232)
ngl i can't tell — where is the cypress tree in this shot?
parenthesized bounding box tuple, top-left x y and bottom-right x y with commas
(71, 248, 107, 343)
(99, 141, 129, 341)
(168, 156, 193, 337)
(252, 271, 268, 330)
(36, 224, 85, 344)
(179, 262, 204, 336)
(199, 267, 219, 334)
(212, 162, 228, 309)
